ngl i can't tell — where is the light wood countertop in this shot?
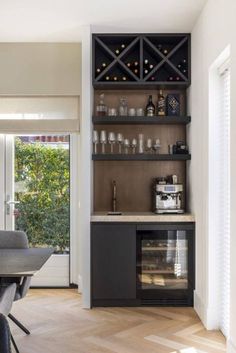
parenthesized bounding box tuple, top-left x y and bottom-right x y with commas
(91, 212, 195, 222)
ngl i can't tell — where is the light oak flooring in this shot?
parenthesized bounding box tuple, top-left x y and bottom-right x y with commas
(10, 289, 226, 353)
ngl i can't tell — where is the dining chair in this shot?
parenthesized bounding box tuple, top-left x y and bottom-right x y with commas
(0, 231, 31, 336)
(0, 283, 19, 353)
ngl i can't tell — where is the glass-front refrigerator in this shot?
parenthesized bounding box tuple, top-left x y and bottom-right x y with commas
(137, 224, 195, 305)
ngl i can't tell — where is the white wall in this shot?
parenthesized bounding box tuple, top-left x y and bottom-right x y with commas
(189, 0, 236, 349)
(0, 43, 81, 95)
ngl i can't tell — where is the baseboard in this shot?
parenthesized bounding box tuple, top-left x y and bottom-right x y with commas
(227, 339, 236, 353)
(194, 290, 207, 326)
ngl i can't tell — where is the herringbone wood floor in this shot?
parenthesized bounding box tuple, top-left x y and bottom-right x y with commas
(10, 289, 225, 353)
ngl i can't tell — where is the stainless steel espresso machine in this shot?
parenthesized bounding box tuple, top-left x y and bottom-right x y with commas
(153, 175, 184, 214)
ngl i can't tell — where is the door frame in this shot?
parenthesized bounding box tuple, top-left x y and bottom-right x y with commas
(0, 133, 80, 286)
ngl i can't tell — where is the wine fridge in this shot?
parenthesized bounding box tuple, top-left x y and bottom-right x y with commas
(137, 224, 195, 306)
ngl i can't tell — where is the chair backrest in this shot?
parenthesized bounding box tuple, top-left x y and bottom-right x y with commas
(0, 283, 16, 316)
(0, 314, 11, 353)
(0, 231, 29, 249)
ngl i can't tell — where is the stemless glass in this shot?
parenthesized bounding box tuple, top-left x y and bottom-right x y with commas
(117, 133, 124, 154)
(131, 138, 138, 154)
(93, 130, 99, 154)
(124, 138, 130, 154)
(100, 130, 107, 154)
(108, 132, 116, 153)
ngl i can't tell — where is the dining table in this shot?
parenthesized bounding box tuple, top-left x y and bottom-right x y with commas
(0, 248, 54, 277)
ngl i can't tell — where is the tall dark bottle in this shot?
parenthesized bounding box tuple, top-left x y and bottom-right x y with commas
(146, 95, 155, 117)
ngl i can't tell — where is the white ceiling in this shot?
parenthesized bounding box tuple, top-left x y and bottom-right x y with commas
(0, 0, 207, 42)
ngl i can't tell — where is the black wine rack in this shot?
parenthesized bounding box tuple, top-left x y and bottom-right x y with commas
(93, 34, 191, 88)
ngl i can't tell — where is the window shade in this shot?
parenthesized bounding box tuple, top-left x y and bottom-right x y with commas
(0, 96, 80, 133)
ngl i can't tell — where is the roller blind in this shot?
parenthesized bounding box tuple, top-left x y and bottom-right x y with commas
(218, 63, 230, 338)
(0, 96, 80, 133)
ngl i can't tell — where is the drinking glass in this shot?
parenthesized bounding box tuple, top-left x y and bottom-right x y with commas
(100, 130, 107, 154)
(131, 138, 137, 154)
(153, 138, 161, 154)
(124, 138, 130, 154)
(93, 130, 99, 154)
(146, 138, 153, 154)
(138, 133, 144, 154)
(108, 132, 116, 153)
(117, 133, 124, 154)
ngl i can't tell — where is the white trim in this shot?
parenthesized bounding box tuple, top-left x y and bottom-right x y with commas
(79, 25, 93, 308)
(0, 135, 5, 229)
(5, 135, 15, 230)
(70, 133, 80, 285)
(228, 339, 236, 353)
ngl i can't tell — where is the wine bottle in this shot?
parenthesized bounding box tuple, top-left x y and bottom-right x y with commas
(126, 62, 131, 68)
(105, 76, 110, 81)
(182, 59, 187, 64)
(146, 95, 155, 117)
(149, 64, 154, 70)
(157, 90, 165, 116)
(150, 76, 155, 81)
(144, 59, 149, 65)
(134, 69, 139, 74)
(176, 76, 180, 81)
(101, 62, 107, 68)
(177, 63, 182, 69)
(96, 68, 101, 74)
(144, 69, 149, 75)
(115, 49, 120, 55)
(134, 61, 139, 67)
(122, 76, 127, 81)
(113, 76, 118, 81)
(163, 48, 168, 55)
(168, 76, 174, 81)
(121, 44, 126, 49)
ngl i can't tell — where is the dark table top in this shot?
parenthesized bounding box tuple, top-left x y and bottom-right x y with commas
(0, 248, 54, 277)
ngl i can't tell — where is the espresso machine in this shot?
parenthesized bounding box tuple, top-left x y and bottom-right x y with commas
(153, 176, 184, 214)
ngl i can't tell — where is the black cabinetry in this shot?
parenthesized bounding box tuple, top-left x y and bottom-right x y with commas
(91, 222, 195, 307)
(91, 223, 137, 306)
(93, 34, 191, 88)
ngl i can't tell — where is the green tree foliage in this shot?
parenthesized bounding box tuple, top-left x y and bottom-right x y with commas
(14, 138, 70, 253)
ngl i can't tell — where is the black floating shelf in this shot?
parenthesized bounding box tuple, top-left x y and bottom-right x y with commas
(92, 154, 191, 161)
(93, 115, 191, 125)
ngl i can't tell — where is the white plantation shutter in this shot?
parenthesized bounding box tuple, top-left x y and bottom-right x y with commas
(218, 63, 230, 337)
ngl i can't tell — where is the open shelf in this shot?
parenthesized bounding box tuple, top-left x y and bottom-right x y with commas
(93, 34, 191, 87)
(92, 154, 191, 161)
(93, 115, 191, 125)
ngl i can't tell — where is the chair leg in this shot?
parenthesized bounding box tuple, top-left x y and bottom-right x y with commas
(8, 314, 30, 335)
(11, 334, 20, 353)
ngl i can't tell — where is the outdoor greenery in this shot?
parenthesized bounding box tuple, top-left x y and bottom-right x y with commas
(15, 138, 70, 253)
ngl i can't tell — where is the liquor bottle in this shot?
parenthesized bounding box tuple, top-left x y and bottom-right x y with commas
(96, 93, 107, 116)
(146, 95, 155, 117)
(157, 90, 165, 116)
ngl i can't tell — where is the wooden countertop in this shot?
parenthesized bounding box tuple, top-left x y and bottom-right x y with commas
(91, 212, 195, 223)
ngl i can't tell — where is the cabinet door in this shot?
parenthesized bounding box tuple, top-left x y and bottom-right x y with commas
(92, 224, 136, 300)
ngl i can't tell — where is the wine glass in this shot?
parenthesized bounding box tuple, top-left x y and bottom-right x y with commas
(138, 133, 144, 154)
(124, 138, 130, 154)
(108, 132, 116, 153)
(117, 133, 124, 154)
(131, 138, 137, 154)
(153, 138, 161, 154)
(146, 138, 153, 154)
(93, 130, 99, 154)
(100, 130, 107, 154)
